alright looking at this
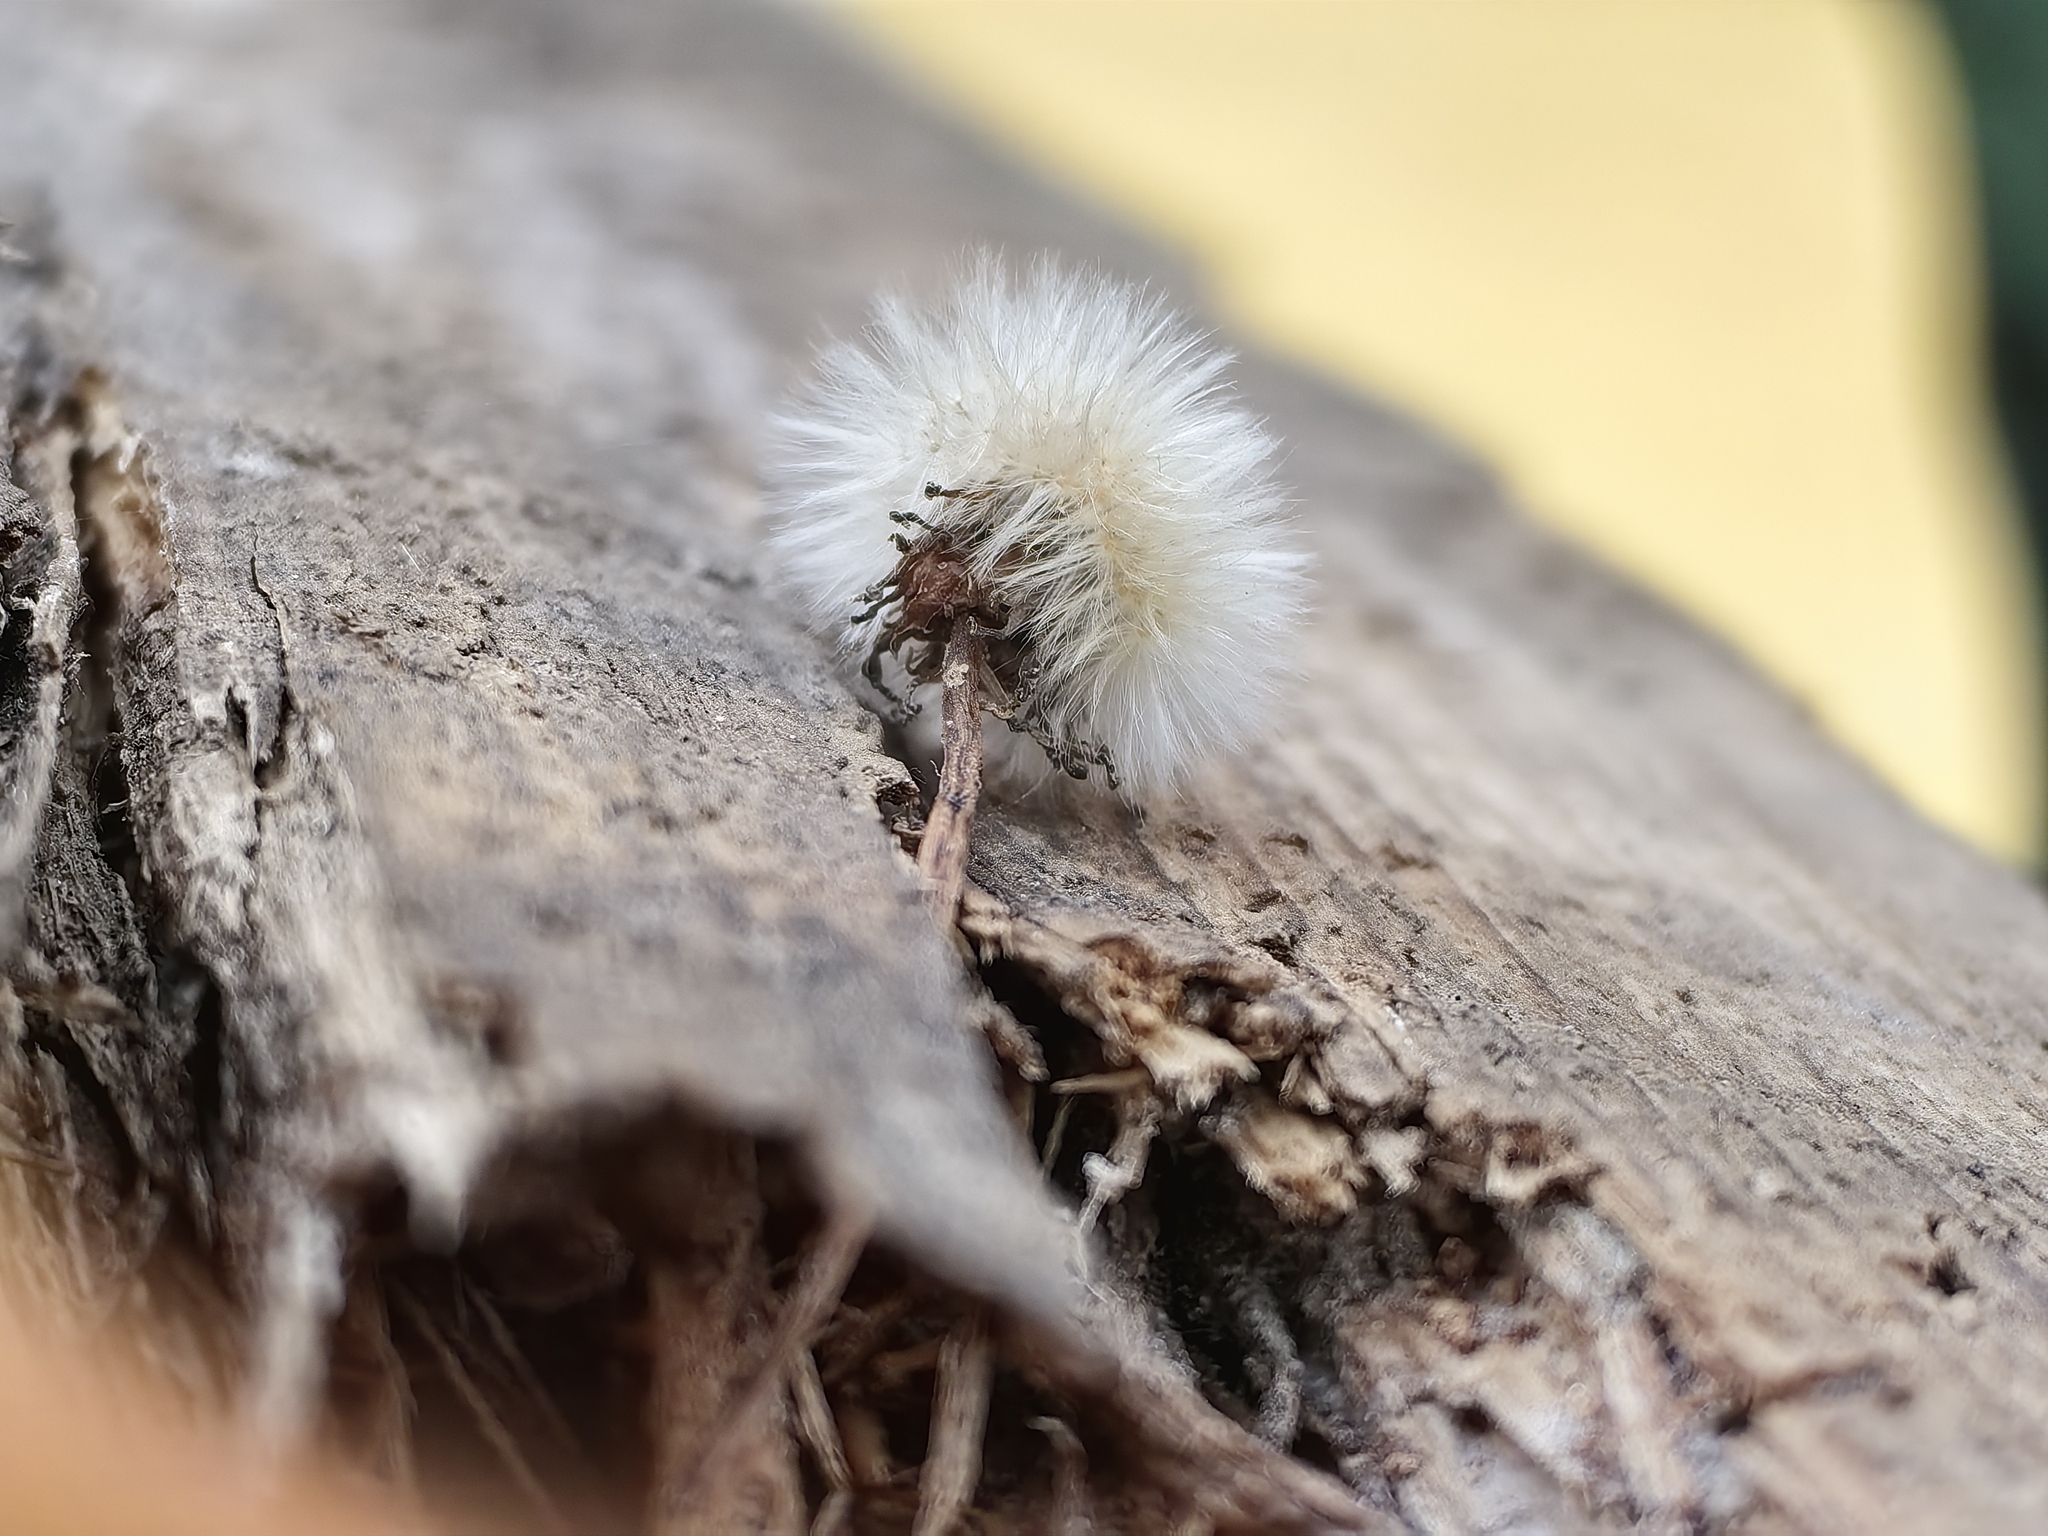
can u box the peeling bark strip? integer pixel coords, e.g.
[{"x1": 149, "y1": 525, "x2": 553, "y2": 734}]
[
  {"x1": 0, "y1": 401, "x2": 79, "y2": 960},
  {"x1": 4, "y1": 0, "x2": 2048, "y2": 1533}
]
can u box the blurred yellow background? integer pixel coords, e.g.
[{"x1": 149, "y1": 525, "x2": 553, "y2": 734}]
[{"x1": 824, "y1": 0, "x2": 2043, "y2": 863}]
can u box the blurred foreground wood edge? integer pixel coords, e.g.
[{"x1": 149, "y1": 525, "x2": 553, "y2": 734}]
[
  {"x1": 0, "y1": 1282, "x2": 440, "y2": 1536},
  {"x1": 2, "y1": 1, "x2": 2047, "y2": 1532}
]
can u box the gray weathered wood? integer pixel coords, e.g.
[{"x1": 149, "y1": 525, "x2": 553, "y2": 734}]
[{"x1": 5, "y1": 1, "x2": 2048, "y2": 1532}]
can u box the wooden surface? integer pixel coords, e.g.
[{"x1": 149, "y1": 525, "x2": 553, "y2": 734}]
[{"x1": 5, "y1": 0, "x2": 2048, "y2": 1531}]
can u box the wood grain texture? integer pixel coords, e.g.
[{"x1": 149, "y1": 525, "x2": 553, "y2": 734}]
[{"x1": 3, "y1": 0, "x2": 2048, "y2": 1531}]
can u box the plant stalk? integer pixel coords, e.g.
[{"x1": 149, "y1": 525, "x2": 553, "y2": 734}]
[{"x1": 918, "y1": 620, "x2": 985, "y2": 922}]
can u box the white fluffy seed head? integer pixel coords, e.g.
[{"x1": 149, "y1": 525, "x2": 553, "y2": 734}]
[{"x1": 769, "y1": 254, "x2": 1308, "y2": 796}]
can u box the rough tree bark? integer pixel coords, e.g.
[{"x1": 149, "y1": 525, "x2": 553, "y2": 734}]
[{"x1": 4, "y1": 1, "x2": 2048, "y2": 1533}]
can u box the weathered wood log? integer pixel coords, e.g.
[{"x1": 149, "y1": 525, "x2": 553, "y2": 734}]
[{"x1": 5, "y1": 1, "x2": 2048, "y2": 1532}]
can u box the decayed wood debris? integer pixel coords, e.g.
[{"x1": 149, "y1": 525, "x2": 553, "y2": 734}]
[{"x1": 7, "y1": 1, "x2": 2048, "y2": 1532}]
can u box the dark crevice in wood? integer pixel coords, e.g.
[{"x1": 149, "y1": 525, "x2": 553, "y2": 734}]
[
  {"x1": 966, "y1": 890, "x2": 1743, "y2": 1528},
  {"x1": 0, "y1": 354, "x2": 247, "y2": 1401},
  {"x1": 317, "y1": 1113, "x2": 1196, "y2": 1535},
  {"x1": 31, "y1": 371, "x2": 223, "y2": 1240}
]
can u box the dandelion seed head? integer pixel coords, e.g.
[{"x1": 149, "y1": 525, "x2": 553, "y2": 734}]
[{"x1": 770, "y1": 253, "x2": 1308, "y2": 795}]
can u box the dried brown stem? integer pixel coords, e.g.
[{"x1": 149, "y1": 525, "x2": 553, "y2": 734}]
[
  {"x1": 836, "y1": 1397, "x2": 895, "y2": 1488},
  {"x1": 819, "y1": 1283, "x2": 926, "y2": 1387},
  {"x1": 458, "y1": 1274, "x2": 580, "y2": 1462},
  {"x1": 790, "y1": 1347, "x2": 853, "y2": 1494},
  {"x1": 810, "y1": 1492, "x2": 854, "y2": 1536},
  {"x1": 912, "y1": 1304, "x2": 993, "y2": 1536},
  {"x1": 916, "y1": 621, "x2": 986, "y2": 923},
  {"x1": 394, "y1": 1287, "x2": 567, "y2": 1535},
  {"x1": 645, "y1": 1131, "x2": 806, "y2": 1534},
  {"x1": 335, "y1": 1269, "x2": 415, "y2": 1487},
  {"x1": 662, "y1": 1207, "x2": 871, "y2": 1515},
  {"x1": 1027, "y1": 1416, "x2": 1091, "y2": 1536}
]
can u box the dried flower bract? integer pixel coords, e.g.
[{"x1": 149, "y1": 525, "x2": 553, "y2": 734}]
[{"x1": 771, "y1": 254, "x2": 1307, "y2": 798}]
